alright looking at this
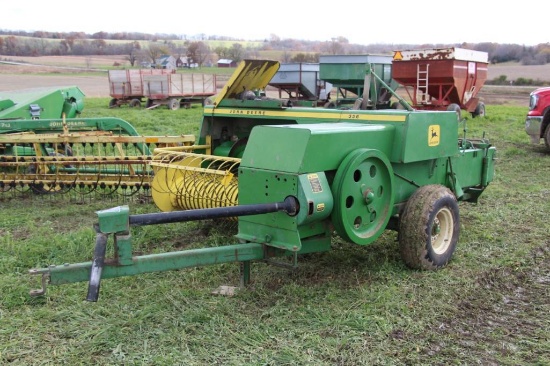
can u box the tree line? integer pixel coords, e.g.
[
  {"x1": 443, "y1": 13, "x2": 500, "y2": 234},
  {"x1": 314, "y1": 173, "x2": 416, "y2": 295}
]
[{"x1": 1, "y1": 30, "x2": 549, "y2": 67}]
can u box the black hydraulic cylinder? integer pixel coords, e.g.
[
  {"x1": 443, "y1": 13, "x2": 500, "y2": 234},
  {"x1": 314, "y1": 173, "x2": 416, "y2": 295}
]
[
  {"x1": 86, "y1": 232, "x2": 108, "y2": 302},
  {"x1": 128, "y1": 196, "x2": 298, "y2": 227}
]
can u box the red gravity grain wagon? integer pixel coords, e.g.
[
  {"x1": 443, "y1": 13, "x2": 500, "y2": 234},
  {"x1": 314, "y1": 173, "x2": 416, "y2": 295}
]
[{"x1": 392, "y1": 47, "x2": 489, "y2": 119}]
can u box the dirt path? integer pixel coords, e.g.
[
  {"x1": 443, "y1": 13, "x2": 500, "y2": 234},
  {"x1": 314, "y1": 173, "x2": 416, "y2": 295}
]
[{"x1": 0, "y1": 73, "x2": 110, "y2": 97}]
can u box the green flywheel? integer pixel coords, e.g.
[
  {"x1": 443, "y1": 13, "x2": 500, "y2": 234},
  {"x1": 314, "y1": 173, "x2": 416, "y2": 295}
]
[{"x1": 331, "y1": 148, "x2": 394, "y2": 245}]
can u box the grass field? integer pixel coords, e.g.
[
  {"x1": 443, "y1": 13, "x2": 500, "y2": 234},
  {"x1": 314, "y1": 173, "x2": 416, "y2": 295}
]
[{"x1": 0, "y1": 100, "x2": 549, "y2": 365}]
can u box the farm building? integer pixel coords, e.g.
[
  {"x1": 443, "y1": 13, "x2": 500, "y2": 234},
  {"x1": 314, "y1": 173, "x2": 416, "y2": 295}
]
[
  {"x1": 155, "y1": 55, "x2": 177, "y2": 69},
  {"x1": 176, "y1": 57, "x2": 198, "y2": 69},
  {"x1": 217, "y1": 59, "x2": 236, "y2": 68}
]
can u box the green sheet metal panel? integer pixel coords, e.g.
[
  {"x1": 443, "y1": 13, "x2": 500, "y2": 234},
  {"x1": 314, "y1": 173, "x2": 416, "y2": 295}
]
[
  {"x1": 0, "y1": 86, "x2": 85, "y2": 120},
  {"x1": 240, "y1": 123, "x2": 396, "y2": 173},
  {"x1": 319, "y1": 54, "x2": 394, "y2": 85},
  {"x1": 0, "y1": 117, "x2": 142, "y2": 136},
  {"x1": 200, "y1": 106, "x2": 408, "y2": 149},
  {"x1": 236, "y1": 109, "x2": 459, "y2": 167},
  {"x1": 237, "y1": 169, "x2": 333, "y2": 252},
  {"x1": 399, "y1": 110, "x2": 460, "y2": 163}
]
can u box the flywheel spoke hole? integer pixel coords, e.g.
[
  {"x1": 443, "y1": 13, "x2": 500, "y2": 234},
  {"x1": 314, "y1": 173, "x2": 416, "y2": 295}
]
[
  {"x1": 353, "y1": 169, "x2": 362, "y2": 182},
  {"x1": 346, "y1": 195, "x2": 354, "y2": 208},
  {"x1": 370, "y1": 165, "x2": 377, "y2": 177}
]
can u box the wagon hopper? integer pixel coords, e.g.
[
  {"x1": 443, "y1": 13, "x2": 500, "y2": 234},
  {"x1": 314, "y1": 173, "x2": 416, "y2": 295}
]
[
  {"x1": 26, "y1": 59, "x2": 497, "y2": 300},
  {"x1": 319, "y1": 54, "x2": 399, "y2": 110},
  {"x1": 392, "y1": 47, "x2": 489, "y2": 119},
  {"x1": 268, "y1": 63, "x2": 332, "y2": 107}
]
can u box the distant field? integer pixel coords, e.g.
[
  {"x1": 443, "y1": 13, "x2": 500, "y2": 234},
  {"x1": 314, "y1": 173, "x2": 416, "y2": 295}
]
[
  {"x1": 488, "y1": 62, "x2": 550, "y2": 83},
  {"x1": 2, "y1": 55, "x2": 549, "y2": 83},
  {"x1": 0, "y1": 56, "x2": 544, "y2": 106}
]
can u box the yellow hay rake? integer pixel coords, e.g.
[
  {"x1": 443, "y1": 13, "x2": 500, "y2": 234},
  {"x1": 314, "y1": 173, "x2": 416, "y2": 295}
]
[{"x1": 0, "y1": 117, "x2": 195, "y2": 196}]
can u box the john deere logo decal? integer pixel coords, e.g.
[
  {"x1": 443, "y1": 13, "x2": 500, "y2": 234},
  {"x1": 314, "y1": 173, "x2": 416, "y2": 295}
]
[{"x1": 429, "y1": 125, "x2": 440, "y2": 146}]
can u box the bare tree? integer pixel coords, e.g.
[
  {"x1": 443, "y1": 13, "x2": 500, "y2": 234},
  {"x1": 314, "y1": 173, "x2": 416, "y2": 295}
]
[
  {"x1": 124, "y1": 41, "x2": 141, "y2": 67},
  {"x1": 326, "y1": 38, "x2": 345, "y2": 55},
  {"x1": 3, "y1": 36, "x2": 18, "y2": 56},
  {"x1": 228, "y1": 43, "x2": 245, "y2": 63},
  {"x1": 173, "y1": 43, "x2": 188, "y2": 67},
  {"x1": 281, "y1": 49, "x2": 292, "y2": 62},
  {"x1": 187, "y1": 41, "x2": 211, "y2": 67},
  {"x1": 214, "y1": 46, "x2": 229, "y2": 59},
  {"x1": 145, "y1": 43, "x2": 169, "y2": 65}
]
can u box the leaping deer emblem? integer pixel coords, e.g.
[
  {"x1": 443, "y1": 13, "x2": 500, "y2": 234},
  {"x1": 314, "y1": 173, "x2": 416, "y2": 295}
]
[{"x1": 430, "y1": 127, "x2": 438, "y2": 140}]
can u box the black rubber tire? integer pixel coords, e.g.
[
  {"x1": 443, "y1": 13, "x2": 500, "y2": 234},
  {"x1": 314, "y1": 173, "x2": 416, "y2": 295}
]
[
  {"x1": 446, "y1": 103, "x2": 462, "y2": 121},
  {"x1": 109, "y1": 98, "x2": 119, "y2": 108},
  {"x1": 472, "y1": 102, "x2": 486, "y2": 118},
  {"x1": 544, "y1": 124, "x2": 550, "y2": 151},
  {"x1": 129, "y1": 99, "x2": 141, "y2": 108},
  {"x1": 398, "y1": 185, "x2": 460, "y2": 270},
  {"x1": 169, "y1": 98, "x2": 180, "y2": 110}
]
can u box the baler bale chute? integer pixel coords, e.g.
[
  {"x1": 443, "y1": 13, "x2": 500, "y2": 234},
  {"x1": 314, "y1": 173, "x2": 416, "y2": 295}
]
[
  {"x1": 268, "y1": 63, "x2": 333, "y2": 107},
  {"x1": 28, "y1": 59, "x2": 497, "y2": 301},
  {"x1": 392, "y1": 47, "x2": 489, "y2": 119},
  {"x1": 319, "y1": 54, "x2": 399, "y2": 110},
  {"x1": 0, "y1": 86, "x2": 85, "y2": 120}
]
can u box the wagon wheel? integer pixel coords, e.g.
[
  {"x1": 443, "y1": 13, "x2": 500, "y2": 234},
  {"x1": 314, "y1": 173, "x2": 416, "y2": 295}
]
[
  {"x1": 471, "y1": 102, "x2": 486, "y2": 118},
  {"x1": 543, "y1": 125, "x2": 550, "y2": 150},
  {"x1": 109, "y1": 98, "x2": 119, "y2": 108},
  {"x1": 331, "y1": 148, "x2": 394, "y2": 245},
  {"x1": 446, "y1": 103, "x2": 462, "y2": 121},
  {"x1": 168, "y1": 98, "x2": 180, "y2": 110},
  {"x1": 129, "y1": 99, "x2": 142, "y2": 108},
  {"x1": 398, "y1": 184, "x2": 459, "y2": 270}
]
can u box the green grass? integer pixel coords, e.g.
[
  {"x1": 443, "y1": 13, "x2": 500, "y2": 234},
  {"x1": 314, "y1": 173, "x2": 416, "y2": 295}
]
[
  {"x1": 81, "y1": 98, "x2": 205, "y2": 137},
  {"x1": 0, "y1": 102, "x2": 548, "y2": 365}
]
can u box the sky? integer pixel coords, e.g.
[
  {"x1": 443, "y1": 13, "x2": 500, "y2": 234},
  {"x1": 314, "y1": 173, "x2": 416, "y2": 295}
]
[{"x1": 2, "y1": 1, "x2": 547, "y2": 46}]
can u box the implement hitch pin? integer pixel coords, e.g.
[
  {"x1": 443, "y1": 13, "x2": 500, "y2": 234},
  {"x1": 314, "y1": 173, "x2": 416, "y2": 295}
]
[{"x1": 29, "y1": 270, "x2": 49, "y2": 297}]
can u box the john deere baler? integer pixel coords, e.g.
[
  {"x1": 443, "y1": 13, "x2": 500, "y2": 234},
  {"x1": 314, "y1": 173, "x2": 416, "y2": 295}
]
[{"x1": 28, "y1": 60, "x2": 496, "y2": 301}]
